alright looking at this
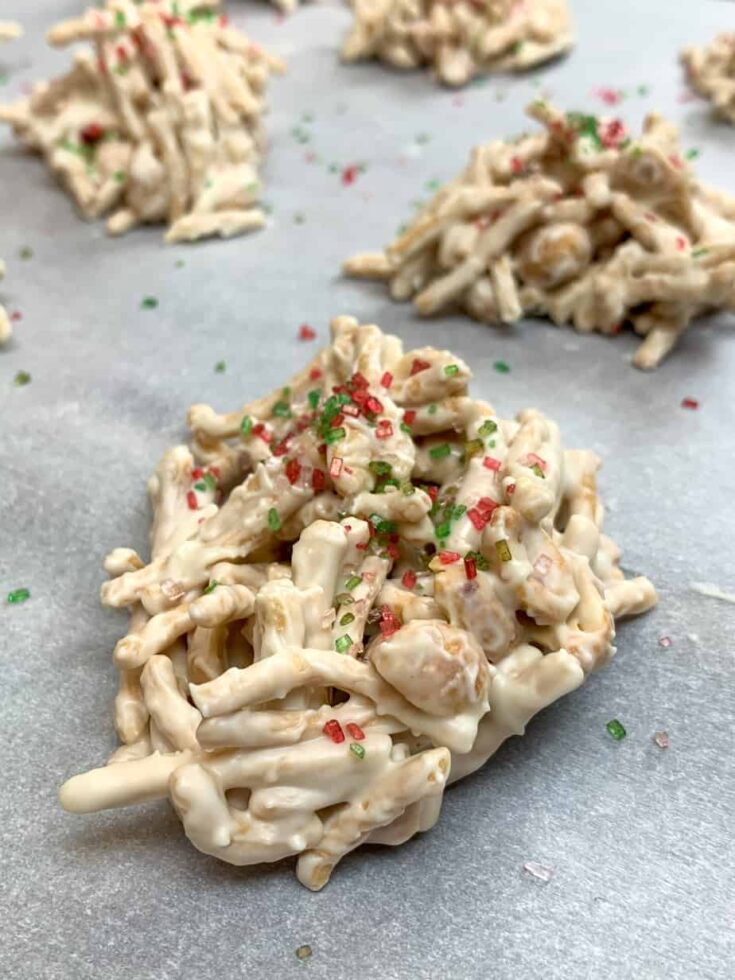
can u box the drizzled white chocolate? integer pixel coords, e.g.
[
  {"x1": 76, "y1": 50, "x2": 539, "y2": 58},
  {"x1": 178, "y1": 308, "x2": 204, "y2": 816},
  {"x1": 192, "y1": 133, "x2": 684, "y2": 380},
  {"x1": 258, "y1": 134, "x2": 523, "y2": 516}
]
[
  {"x1": 682, "y1": 33, "x2": 735, "y2": 126},
  {"x1": 59, "y1": 316, "x2": 656, "y2": 889},
  {"x1": 342, "y1": 0, "x2": 574, "y2": 87},
  {"x1": 0, "y1": 1, "x2": 284, "y2": 243},
  {"x1": 345, "y1": 101, "x2": 735, "y2": 369}
]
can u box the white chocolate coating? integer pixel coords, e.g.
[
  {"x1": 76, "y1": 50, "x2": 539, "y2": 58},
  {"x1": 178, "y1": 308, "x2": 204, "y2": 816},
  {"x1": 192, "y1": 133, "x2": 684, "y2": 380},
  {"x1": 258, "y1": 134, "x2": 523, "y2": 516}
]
[
  {"x1": 345, "y1": 101, "x2": 735, "y2": 369},
  {"x1": 59, "y1": 316, "x2": 656, "y2": 889},
  {"x1": 342, "y1": 0, "x2": 574, "y2": 87},
  {"x1": 0, "y1": 2, "x2": 283, "y2": 243}
]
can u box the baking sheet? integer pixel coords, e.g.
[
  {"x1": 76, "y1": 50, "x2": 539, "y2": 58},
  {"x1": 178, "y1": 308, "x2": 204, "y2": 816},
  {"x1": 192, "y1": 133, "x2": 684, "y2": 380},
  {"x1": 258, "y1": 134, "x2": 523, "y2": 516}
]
[{"x1": 1, "y1": 1, "x2": 734, "y2": 978}]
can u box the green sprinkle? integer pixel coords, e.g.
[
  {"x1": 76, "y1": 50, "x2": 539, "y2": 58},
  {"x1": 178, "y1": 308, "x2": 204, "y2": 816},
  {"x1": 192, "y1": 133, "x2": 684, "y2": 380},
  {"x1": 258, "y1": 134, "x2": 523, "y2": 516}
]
[
  {"x1": 203, "y1": 580, "x2": 218, "y2": 595},
  {"x1": 14, "y1": 371, "x2": 31, "y2": 387},
  {"x1": 194, "y1": 481, "x2": 207, "y2": 492},
  {"x1": 214, "y1": 361, "x2": 226, "y2": 374},
  {"x1": 203, "y1": 472, "x2": 217, "y2": 491},
  {"x1": 334, "y1": 593, "x2": 354, "y2": 607},
  {"x1": 429, "y1": 443, "x2": 451, "y2": 460},
  {"x1": 7, "y1": 588, "x2": 30, "y2": 605},
  {"x1": 113, "y1": 170, "x2": 126, "y2": 183},
  {"x1": 637, "y1": 84, "x2": 650, "y2": 97},
  {"x1": 115, "y1": 11, "x2": 126, "y2": 28},
  {"x1": 240, "y1": 415, "x2": 253, "y2": 437},
  {"x1": 335, "y1": 635, "x2": 353, "y2": 654},
  {"x1": 340, "y1": 612, "x2": 355, "y2": 626},
  {"x1": 692, "y1": 247, "x2": 709, "y2": 259},
  {"x1": 565, "y1": 111, "x2": 603, "y2": 150},
  {"x1": 324, "y1": 426, "x2": 346, "y2": 444},
  {"x1": 479, "y1": 419, "x2": 498, "y2": 437},
  {"x1": 425, "y1": 178, "x2": 442, "y2": 193},
  {"x1": 293, "y1": 212, "x2": 305, "y2": 225},
  {"x1": 416, "y1": 133, "x2": 431, "y2": 145},
  {"x1": 369, "y1": 461, "x2": 393, "y2": 477},
  {"x1": 401, "y1": 482, "x2": 416, "y2": 496},
  {"x1": 267, "y1": 508, "x2": 281, "y2": 532},
  {"x1": 307, "y1": 389, "x2": 321, "y2": 410},
  {"x1": 495, "y1": 539, "x2": 512, "y2": 562},
  {"x1": 19, "y1": 246, "x2": 34, "y2": 260},
  {"x1": 464, "y1": 438, "x2": 484, "y2": 459},
  {"x1": 175, "y1": 259, "x2": 185, "y2": 269},
  {"x1": 295, "y1": 945, "x2": 313, "y2": 962},
  {"x1": 271, "y1": 400, "x2": 292, "y2": 419},
  {"x1": 685, "y1": 148, "x2": 700, "y2": 161},
  {"x1": 349, "y1": 742, "x2": 366, "y2": 760},
  {"x1": 465, "y1": 550, "x2": 489, "y2": 571},
  {"x1": 376, "y1": 478, "x2": 400, "y2": 493},
  {"x1": 400, "y1": 423, "x2": 412, "y2": 434},
  {"x1": 428, "y1": 404, "x2": 438, "y2": 415},
  {"x1": 444, "y1": 364, "x2": 460, "y2": 377},
  {"x1": 606, "y1": 719, "x2": 627, "y2": 741},
  {"x1": 141, "y1": 296, "x2": 158, "y2": 310},
  {"x1": 345, "y1": 575, "x2": 362, "y2": 591},
  {"x1": 371, "y1": 515, "x2": 397, "y2": 535},
  {"x1": 493, "y1": 360, "x2": 510, "y2": 374},
  {"x1": 530, "y1": 463, "x2": 546, "y2": 479},
  {"x1": 435, "y1": 521, "x2": 451, "y2": 540}
]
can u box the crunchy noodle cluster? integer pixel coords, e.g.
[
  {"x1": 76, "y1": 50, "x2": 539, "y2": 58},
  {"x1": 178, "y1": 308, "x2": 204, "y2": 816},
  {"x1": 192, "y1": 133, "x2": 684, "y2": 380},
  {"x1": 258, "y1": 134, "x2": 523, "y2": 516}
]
[
  {"x1": 342, "y1": 0, "x2": 573, "y2": 87},
  {"x1": 59, "y1": 316, "x2": 656, "y2": 889},
  {"x1": 0, "y1": 1, "x2": 284, "y2": 243},
  {"x1": 345, "y1": 102, "x2": 735, "y2": 369}
]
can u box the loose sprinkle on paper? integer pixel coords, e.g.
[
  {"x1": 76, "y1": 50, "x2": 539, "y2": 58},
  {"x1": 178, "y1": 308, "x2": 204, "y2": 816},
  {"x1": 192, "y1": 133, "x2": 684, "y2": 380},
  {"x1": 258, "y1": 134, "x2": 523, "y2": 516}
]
[
  {"x1": 653, "y1": 731, "x2": 670, "y2": 749},
  {"x1": 298, "y1": 324, "x2": 316, "y2": 341},
  {"x1": 295, "y1": 945, "x2": 312, "y2": 962},
  {"x1": 19, "y1": 246, "x2": 34, "y2": 260},
  {"x1": 606, "y1": 719, "x2": 626, "y2": 740},
  {"x1": 658, "y1": 635, "x2": 672, "y2": 648},
  {"x1": 523, "y1": 861, "x2": 554, "y2": 882},
  {"x1": 214, "y1": 361, "x2": 226, "y2": 373},
  {"x1": 141, "y1": 296, "x2": 158, "y2": 309},
  {"x1": 7, "y1": 588, "x2": 30, "y2": 605},
  {"x1": 681, "y1": 397, "x2": 699, "y2": 410},
  {"x1": 493, "y1": 360, "x2": 510, "y2": 374},
  {"x1": 14, "y1": 370, "x2": 31, "y2": 386}
]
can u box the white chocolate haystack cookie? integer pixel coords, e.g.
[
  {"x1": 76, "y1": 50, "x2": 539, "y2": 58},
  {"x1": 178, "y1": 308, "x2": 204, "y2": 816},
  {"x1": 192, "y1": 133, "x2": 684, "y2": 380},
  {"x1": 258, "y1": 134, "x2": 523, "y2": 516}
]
[
  {"x1": 59, "y1": 316, "x2": 656, "y2": 889},
  {"x1": 0, "y1": 1, "x2": 284, "y2": 243},
  {"x1": 345, "y1": 102, "x2": 735, "y2": 369},
  {"x1": 682, "y1": 33, "x2": 735, "y2": 125},
  {"x1": 342, "y1": 0, "x2": 574, "y2": 87}
]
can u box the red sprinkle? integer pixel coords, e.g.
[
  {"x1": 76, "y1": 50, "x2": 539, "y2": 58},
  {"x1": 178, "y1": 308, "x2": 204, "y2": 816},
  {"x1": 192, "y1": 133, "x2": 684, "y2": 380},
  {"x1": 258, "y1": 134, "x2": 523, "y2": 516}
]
[
  {"x1": 299, "y1": 324, "x2": 316, "y2": 341},
  {"x1": 342, "y1": 165, "x2": 360, "y2": 186},
  {"x1": 80, "y1": 122, "x2": 105, "y2": 145},
  {"x1": 346, "y1": 723, "x2": 365, "y2": 741},
  {"x1": 323, "y1": 719, "x2": 345, "y2": 744},
  {"x1": 595, "y1": 87, "x2": 622, "y2": 106},
  {"x1": 309, "y1": 367, "x2": 322, "y2": 381},
  {"x1": 467, "y1": 508, "x2": 488, "y2": 531},
  {"x1": 365, "y1": 396, "x2": 384, "y2": 415},
  {"x1": 351, "y1": 372, "x2": 369, "y2": 389},
  {"x1": 186, "y1": 490, "x2": 198, "y2": 511},
  {"x1": 426, "y1": 486, "x2": 439, "y2": 503},
  {"x1": 439, "y1": 551, "x2": 461, "y2": 565},
  {"x1": 464, "y1": 557, "x2": 477, "y2": 580},
  {"x1": 675, "y1": 236, "x2": 687, "y2": 251},
  {"x1": 209, "y1": 467, "x2": 220, "y2": 478},
  {"x1": 285, "y1": 458, "x2": 302, "y2": 485},
  {"x1": 381, "y1": 371, "x2": 393, "y2": 388},
  {"x1": 403, "y1": 410, "x2": 417, "y2": 426},
  {"x1": 483, "y1": 456, "x2": 501, "y2": 471},
  {"x1": 312, "y1": 468, "x2": 326, "y2": 492},
  {"x1": 386, "y1": 541, "x2": 400, "y2": 560},
  {"x1": 477, "y1": 497, "x2": 498, "y2": 517},
  {"x1": 525, "y1": 452, "x2": 547, "y2": 472},
  {"x1": 401, "y1": 569, "x2": 417, "y2": 590},
  {"x1": 252, "y1": 422, "x2": 271, "y2": 443},
  {"x1": 510, "y1": 155, "x2": 524, "y2": 175},
  {"x1": 506, "y1": 483, "x2": 516, "y2": 496},
  {"x1": 273, "y1": 440, "x2": 290, "y2": 457},
  {"x1": 681, "y1": 397, "x2": 699, "y2": 410},
  {"x1": 379, "y1": 605, "x2": 401, "y2": 638},
  {"x1": 343, "y1": 404, "x2": 359, "y2": 417},
  {"x1": 191, "y1": 467, "x2": 204, "y2": 480},
  {"x1": 376, "y1": 420, "x2": 394, "y2": 440},
  {"x1": 410, "y1": 358, "x2": 431, "y2": 376},
  {"x1": 330, "y1": 457, "x2": 344, "y2": 478}
]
